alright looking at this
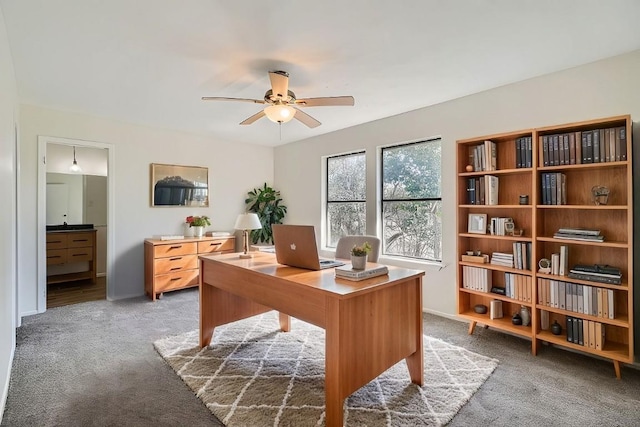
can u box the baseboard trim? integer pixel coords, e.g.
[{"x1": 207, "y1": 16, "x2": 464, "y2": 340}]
[{"x1": 422, "y1": 308, "x2": 464, "y2": 322}]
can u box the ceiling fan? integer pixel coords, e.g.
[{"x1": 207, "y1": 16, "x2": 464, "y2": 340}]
[{"x1": 201, "y1": 70, "x2": 355, "y2": 128}]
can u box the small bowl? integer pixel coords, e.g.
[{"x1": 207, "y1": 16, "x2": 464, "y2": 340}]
[{"x1": 474, "y1": 304, "x2": 488, "y2": 314}]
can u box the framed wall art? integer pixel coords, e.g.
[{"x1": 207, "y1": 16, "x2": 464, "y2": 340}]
[{"x1": 150, "y1": 163, "x2": 209, "y2": 207}]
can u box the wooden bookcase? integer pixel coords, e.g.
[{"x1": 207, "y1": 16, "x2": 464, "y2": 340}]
[{"x1": 456, "y1": 115, "x2": 633, "y2": 378}]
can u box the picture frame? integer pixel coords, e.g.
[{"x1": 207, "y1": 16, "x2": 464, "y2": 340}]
[
  {"x1": 150, "y1": 163, "x2": 209, "y2": 207},
  {"x1": 468, "y1": 213, "x2": 487, "y2": 234}
]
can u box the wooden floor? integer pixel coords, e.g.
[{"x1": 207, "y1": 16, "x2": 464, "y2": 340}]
[{"x1": 47, "y1": 276, "x2": 106, "y2": 308}]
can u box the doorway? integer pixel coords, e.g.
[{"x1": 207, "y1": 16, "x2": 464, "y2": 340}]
[{"x1": 37, "y1": 136, "x2": 115, "y2": 312}]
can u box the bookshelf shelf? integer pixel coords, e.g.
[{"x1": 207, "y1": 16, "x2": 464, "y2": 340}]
[
  {"x1": 536, "y1": 305, "x2": 630, "y2": 328},
  {"x1": 537, "y1": 237, "x2": 629, "y2": 248},
  {"x1": 536, "y1": 204, "x2": 628, "y2": 210},
  {"x1": 457, "y1": 115, "x2": 633, "y2": 378},
  {"x1": 460, "y1": 311, "x2": 533, "y2": 338}
]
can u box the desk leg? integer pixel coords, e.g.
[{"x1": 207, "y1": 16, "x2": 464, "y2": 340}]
[
  {"x1": 278, "y1": 312, "x2": 291, "y2": 332},
  {"x1": 325, "y1": 299, "x2": 344, "y2": 427},
  {"x1": 199, "y1": 281, "x2": 216, "y2": 348},
  {"x1": 405, "y1": 278, "x2": 424, "y2": 386}
]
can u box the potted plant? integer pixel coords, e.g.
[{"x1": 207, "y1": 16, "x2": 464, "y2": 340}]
[
  {"x1": 186, "y1": 215, "x2": 211, "y2": 237},
  {"x1": 245, "y1": 183, "x2": 287, "y2": 244},
  {"x1": 350, "y1": 242, "x2": 371, "y2": 270}
]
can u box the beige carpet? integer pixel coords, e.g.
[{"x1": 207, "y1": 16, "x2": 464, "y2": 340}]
[{"x1": 154, "y1": 312, "x2": 498, "y2": 426}]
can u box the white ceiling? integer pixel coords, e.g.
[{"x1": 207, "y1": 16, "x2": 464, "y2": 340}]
[{"x1": 2, "y1": 1, "x2": 640, "y2": 147}]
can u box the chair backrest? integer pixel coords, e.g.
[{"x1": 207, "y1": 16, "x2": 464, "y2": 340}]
[{"x1": 335, "y1": 235, "x2": 381, "y2": 263}]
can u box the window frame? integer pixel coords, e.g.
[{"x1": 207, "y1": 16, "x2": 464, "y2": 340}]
[
  {"x1": 325, "y1": 151, "x2": 366, "y2": 248},
  {"x1": 379, "y1": 137, "x2": 443, "y2": 262}
]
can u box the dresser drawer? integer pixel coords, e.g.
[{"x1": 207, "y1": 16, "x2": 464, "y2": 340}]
[
  {"x1": 46, "y1": 234, "x2": 68, "y2": 250},
  {"x1": 154, "y1": 254, "x2": 198, "y2": 275},
  {"x1": 46, "y1": 249, "x2": 67, "y2": 265},
  {"x1": 155, "y1": 269, "x2": 199, "y2": 292},
  {"x1": 198, "y1": 238, "x2": 235, "y2": 254},
  {"x1": 154, "y1": 242, "x2": 197, "y2": 258},
  {"x1": 67, "y1": 232, "x2": 95, "y2": 248},
  {"x1": 67, "y1": 247, "x2": 93, "y2": 262}
]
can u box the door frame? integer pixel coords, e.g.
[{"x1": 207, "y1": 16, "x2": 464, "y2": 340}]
[{"x1": 37, "y1": 136, "x2": 115, "y2": 312}]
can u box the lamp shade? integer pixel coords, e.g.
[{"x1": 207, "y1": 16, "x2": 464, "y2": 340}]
[
  {"x1": 264, "y1": 104, "x2": 295, "y2": 123},
  {"x1": 234, "y1": 213, "x2": 262, "y2": 230}
]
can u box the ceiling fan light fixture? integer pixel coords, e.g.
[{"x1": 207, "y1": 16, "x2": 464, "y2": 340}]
[{"x1": 264, "y1": 104, "x2": 295, "y2": 124}]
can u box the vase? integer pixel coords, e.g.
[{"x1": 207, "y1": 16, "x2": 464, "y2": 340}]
[
  {"x1": 550, "y1": 320, "x2": 562, "y2": 335},
  {"x1": 192, "y1": 226, "x2": 204, "y2": 237},
  {"x1": 184, "y1": 223, "x2": 194, "y2": 237},
  {"x1": 519, "y1": 306, "x2": 531, "y2": 327},
  {"x1": 351, "y1": 255, "x2": 367, "y2": 270}
]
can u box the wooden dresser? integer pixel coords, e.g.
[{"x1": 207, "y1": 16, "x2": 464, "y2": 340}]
[
  {"x1": 144, "y1": 236, "x2": 236, "y2": 301},
  {"x1": 46, "y1": 229, "x2": 97, "y2": 284}
]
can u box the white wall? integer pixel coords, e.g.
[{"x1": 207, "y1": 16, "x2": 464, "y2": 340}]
[
  {"x1": 274, "y1": 49, "x2": 640, "y2": 317},
  {"x1": 0, "y1": 5, "x2": 17, "y2": 422},
  {"x1": 18, "y1": 105, "x2": 274, "y2": 313}
]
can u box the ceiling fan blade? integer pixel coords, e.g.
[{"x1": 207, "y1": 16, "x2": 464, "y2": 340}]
[
  {"x1": 268, "y1": 71, "x2": 289, "y2": 100},
  {"x1": 295, "y1": 96, "x2": 355, "y2": 107},
  {"x1": 201, "y1": 96, "x2": 265, "y2": 104},
  {"x1": 292, "y1": 107, "x2": 321, "y2": 128},
  {"x1": 239, "y1": 110, "x2": 266, "y2": 125}
]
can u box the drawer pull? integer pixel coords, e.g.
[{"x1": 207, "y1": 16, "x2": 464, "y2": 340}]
[
  {"x1": 170, "y1": 267, "x2": 181, "y2": 271},
  {"x1": 72, "y1": 239, "x2": 89, "y2": 243},
  {"x1": 209, "y1": 243, "x2": 220, "y2": 247},
  {"x1": 169, "y1": 245, "x2": 182, "y2": 249},
  {"x1": 72, "y1": 253, "x2": 88, "y2": 257},
  {"x1": 47, "y1": 255, "x2": 62, "y2": 259},
  {"x1": 50, "y1": 240, "x2": 63, "y2": 244},
  {"x1": 169, "y1": 257, "x2": 182, "y2": 261},
  {"x1": 170, "y1": 277, "x2": 181, "y2": 281}
]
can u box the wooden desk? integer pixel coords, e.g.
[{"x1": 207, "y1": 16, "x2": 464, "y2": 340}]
[{"x1": 199, "y1": 252, "x2": 425, "y2": 427}]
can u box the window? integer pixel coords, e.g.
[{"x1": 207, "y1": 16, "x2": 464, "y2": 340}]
[
  {"x1": 381, "y1": 138, "x2": 442, "y2": 261},
  {"x1": 326, "y1": 152, "x2": 366, "y2": 247}
]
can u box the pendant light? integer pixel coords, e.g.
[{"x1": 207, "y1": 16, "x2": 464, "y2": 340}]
[{"x1": 69, "y1": 146, "x2": 82, "y2": 173}]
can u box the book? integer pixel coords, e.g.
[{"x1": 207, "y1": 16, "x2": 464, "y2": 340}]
[
  {"x1": 556, "y1": 228, "x2": 601, "y2": 236},
  {"x1": 618, "y1": 126, "x2": 627, "y2": 161},
  {"x1": 335, "y1": 264, "x2": 388, "y2": 281},
  {"x1": 490, "y1": 300, "x2": 503, "y2": 319},
  {"x1": 559, "y1": 245, "x2": 568, "y2": 276},
  {"x1": 485, "y1": 175, "x2": 499, "y2": 205}
]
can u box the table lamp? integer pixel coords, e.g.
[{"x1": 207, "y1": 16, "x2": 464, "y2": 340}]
[{"x1": 234, "y1": 213, "x2": 262, "y2": 259}]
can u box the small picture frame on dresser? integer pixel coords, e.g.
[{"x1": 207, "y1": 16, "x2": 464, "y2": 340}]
[{"x1": 468, "y1": 214, "x2": 487, "y2": 234}]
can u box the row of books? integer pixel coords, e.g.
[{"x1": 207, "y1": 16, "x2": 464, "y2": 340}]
[
  {"x1": 512, "y1": 242, "x2": 531, "y2": 270},
  {"x1": 515, "y1": 136, "x2": 533, "y2": 168},
  {"x1": 540, "y1": 172, "x2": 566, "y2": 205},
  {"x1": 466, "y1": 175, "x2": 499, "y2": 205},
  {"x1": 468, "y1": 140, "x2": 497, "y2": 172},
  {"x1": 537, "y1": 278, "x2": 615, "y2": 319},
  {"x1": 553, "y1": 227, "x2": 604, "y2": 243},
  {"x1": 566, "y1": 317, "x2": 606, "y2": 350},
  {"x1": 461, "y1": 265, "x2": 492, "y2": 292},
  {"x1": 549, "y1": 245, "x2": 569, "y2": 276},
  {"x1": 539, "y1": 127, "x2": 627, "y2": 167},
  {"x1": 502, "y1": 272, "x2": 532, "y2": 302},
  {"x1": 489, "y1": 217, "x2": 511, "y2": 236}
]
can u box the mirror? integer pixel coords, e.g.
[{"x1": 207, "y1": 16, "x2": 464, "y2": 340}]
[{"x1": 150, "y1": 163, "x2": 209, "y2": 207}]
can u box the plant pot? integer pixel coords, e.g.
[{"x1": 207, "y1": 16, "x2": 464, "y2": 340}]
[
  {"x1": 351, "y1": 255, "x2": 367, "y2": 270},
  {"x1": 192, "y1": 226, "x2": 204, "y2": 237}
]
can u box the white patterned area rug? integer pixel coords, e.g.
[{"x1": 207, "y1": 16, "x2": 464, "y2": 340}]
[{"x1": 154, "y1": 313, "x2": 498, "y2": 427}]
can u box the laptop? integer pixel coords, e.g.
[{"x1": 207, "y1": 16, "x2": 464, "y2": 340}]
[{"x1": 272, "y1": 224, "x2": 345, "y2": 270}]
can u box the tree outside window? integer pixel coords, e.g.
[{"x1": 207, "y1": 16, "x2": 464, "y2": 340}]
[
  {"x1": 326, "y1": 152, "x2": 366, "y2": 247},
  {"x1": 381, "y1": 139, "x2": 442, "y2": 261}
]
